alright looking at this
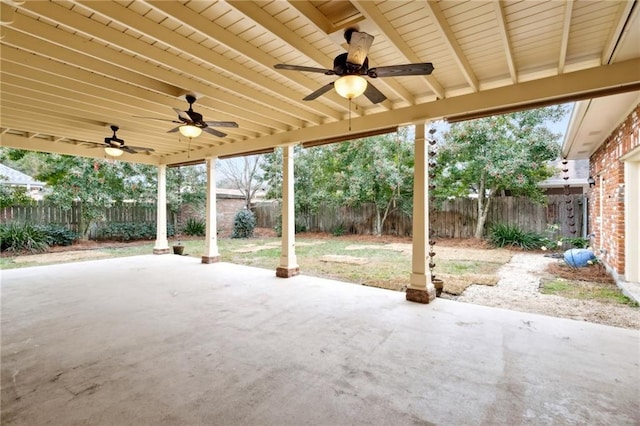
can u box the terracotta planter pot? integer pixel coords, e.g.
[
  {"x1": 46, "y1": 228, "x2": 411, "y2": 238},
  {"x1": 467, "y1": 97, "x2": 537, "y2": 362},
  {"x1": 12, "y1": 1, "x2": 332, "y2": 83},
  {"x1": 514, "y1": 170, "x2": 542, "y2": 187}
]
[{"x1": 432, "y1": 278, "x2": 444, "y2": 297}]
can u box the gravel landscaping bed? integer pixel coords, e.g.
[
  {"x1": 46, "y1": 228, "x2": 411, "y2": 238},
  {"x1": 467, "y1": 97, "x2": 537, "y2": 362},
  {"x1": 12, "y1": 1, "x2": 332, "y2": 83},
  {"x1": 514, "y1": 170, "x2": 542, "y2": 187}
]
[{"x1": 454, "y1": 253, "x2": 640, "y2": 330}]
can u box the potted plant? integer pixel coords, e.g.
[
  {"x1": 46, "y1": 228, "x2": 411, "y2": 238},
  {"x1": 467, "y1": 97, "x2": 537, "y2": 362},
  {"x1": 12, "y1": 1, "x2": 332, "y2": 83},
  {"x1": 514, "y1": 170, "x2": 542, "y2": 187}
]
[{"x1": 173, "y1": 241, "x2": 184, "y2": 255}]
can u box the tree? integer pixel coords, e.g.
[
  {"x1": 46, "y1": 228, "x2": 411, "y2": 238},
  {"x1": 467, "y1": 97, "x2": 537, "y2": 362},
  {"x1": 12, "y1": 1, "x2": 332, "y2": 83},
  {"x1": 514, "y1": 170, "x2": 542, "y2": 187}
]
[
  {"x1": 40, "y1": 156, "x2": 158, "y2": 238},
  {"x1": 218, "y1": 155, "x2": 265, "y2": 209},
  {"x1": 261, "y1": 129, "x2": 415, "y2": 236},
  {"x1": 0, "y1": 180, "x2": 33, "y2": 208},
  {"x1": 166, "y1": 164, "x2": 207, "y2": 229},
  {"x1": 433, "y1": 106, "x2": 567, "y2": 238},
  {"x1": 327, "y1": 128, "x2": 414, "y2": 235}
]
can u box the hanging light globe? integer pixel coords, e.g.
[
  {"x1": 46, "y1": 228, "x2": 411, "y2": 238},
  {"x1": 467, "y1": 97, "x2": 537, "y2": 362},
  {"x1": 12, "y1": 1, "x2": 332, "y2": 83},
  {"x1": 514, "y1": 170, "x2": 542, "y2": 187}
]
[
  {"x1": 104, "y1": 147, "x2": 124, "y2": 157},
  {"x1": 334, "y1": 75, "x2": 367, "y2": 100},
  {"x1": 179, "y1": 125, "x2": 202, "y2": 138}
]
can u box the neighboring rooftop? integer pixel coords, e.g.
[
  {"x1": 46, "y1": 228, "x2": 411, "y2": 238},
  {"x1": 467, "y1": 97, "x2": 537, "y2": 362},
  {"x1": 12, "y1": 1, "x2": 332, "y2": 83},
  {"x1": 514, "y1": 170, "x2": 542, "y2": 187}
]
[{"x1": 0, "y1": 164, "x2": 45, "y2": 188}]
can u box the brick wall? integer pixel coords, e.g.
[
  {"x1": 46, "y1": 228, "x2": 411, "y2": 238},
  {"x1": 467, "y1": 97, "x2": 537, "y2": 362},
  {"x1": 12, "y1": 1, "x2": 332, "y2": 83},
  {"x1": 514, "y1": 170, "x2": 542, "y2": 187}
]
[
  {"x1": 589, "y1": 104, "x2": 639, "y2": 276},
  {"x1": 177, "y1": 197, "x2": 246, "y2": 237},
  {"x1": 216, "y1": 198, "x2": 246, "y2": 237}
]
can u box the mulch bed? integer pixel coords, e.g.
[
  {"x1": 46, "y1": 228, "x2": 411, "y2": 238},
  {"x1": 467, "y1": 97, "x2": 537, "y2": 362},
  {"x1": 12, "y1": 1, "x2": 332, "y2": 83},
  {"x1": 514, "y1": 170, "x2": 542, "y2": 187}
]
[{"x1": 546, "y1": 262, "x2": 614, "y2": 284}]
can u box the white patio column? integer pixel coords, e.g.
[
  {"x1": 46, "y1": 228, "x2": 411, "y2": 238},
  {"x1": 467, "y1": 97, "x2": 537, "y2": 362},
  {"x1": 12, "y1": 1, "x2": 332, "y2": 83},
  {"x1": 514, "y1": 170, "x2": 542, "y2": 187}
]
[
  {"x1": 407, "y1": 123, "x2": 436, "y2": 303},
  {"x1": 202, "y1": 156, "x2": 220, "y2": 264},
  {"x1": 276, "y1": 144, "x2": 300, "y2": 278},
  {"x1": 153, "y1": 164, "x2": 170, "y2": 254}
]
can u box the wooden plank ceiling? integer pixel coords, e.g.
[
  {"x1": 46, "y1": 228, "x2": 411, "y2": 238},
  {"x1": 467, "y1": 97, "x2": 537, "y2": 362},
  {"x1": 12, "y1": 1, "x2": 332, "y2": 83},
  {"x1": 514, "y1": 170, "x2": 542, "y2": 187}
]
[{"x1": 1, "y1": 0, "x2": 639, "y2": 166}]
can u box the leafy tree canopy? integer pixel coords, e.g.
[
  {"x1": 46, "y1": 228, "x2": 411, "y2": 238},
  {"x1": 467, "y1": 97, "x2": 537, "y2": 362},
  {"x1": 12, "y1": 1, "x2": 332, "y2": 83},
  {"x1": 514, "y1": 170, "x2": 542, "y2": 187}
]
[
  {"x1": 262, "y1": 128, "x2": 415, "y2": 235},
  {"x1": 432, "y1": 105, "x2": 568, "y2": 237}
]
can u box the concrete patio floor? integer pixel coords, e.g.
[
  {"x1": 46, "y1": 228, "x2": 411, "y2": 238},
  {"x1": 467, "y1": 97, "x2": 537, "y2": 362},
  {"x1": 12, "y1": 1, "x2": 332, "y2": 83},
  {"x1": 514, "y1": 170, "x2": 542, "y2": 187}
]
[{"x1": 1, "y1": 255, "x2": 638, "y2": 425}]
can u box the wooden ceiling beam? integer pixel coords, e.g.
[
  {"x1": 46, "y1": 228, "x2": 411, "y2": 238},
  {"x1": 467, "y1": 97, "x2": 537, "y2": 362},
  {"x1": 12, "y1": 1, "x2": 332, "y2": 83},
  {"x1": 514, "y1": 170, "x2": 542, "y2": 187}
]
[
  {"x1": 352, "y1": 0, "x2": 445, "y2": 101},
  {"x1": 601, "y1": 1, "x2": 636, "y2": 64},
  {"x1": 558, "y1": 0, "x2": 574, "y2": 74},
  {"x1": 424, "y1": 0, "x2": 479, "y2": 92},
  {"x1": 160, "y1": 58, "x2": 640, "y2": 164},
  {"x1": 19, "y1": 0, "x2": 324, "y2": 126},
  {"x1": 0, "y1": 133, "x2": 160, "y2": 165},
  {"x1": 493, "y1": 0, "x2": 517, "y2": 83},
  {"x1": 2, "y1": 23, "x2": 275, "y2": 136},
  {"x1": 225, "y1": 0, "x2": 387, "y2": 112},
  {"x1": 286, "y1": 1, "x2": 336, "y2": 34},
  {"x1": 145, "y1": 0, "x2": 347, "y2": 118},
  {"x1": 74, "y1": 0, "x2": 330, "y2": 125}
]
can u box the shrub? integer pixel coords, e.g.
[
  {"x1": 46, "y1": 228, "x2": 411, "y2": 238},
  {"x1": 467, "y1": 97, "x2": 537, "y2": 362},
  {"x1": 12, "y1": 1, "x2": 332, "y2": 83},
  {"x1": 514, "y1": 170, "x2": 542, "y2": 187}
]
[
  {"x1": 332, "y1": 223, "x2": 346, "y2": 236},
  {"x1": 273, "y1": 216, "x2": 282, "y2": 237},
  {"x1": 36, "y1": 223, "x2": 78, "y2": 246},
  {"x1": 272, "y1": 215, "x2": 307, "y2": 237},
  {"x1": 295, "y1": 219, "x2": 308, "y2": 234},
  {"x1": 95, "y1": 222, "x2": 175, "y2": 241},
  {"x1": 0, "y1": 222, "x2": 49, "y2": 253},
  {"x1": 488, "y1": 223, "x2": 545, "y2": 250},
  {"x1": 183, "y1": 217, "x2": 206, "y2": 236},
  {"x1": 564, "y1": 236, "x2": 590, "y2": 249},
  {"x1": 231, "y1": 209, "x2": 256, "y2": 239}
]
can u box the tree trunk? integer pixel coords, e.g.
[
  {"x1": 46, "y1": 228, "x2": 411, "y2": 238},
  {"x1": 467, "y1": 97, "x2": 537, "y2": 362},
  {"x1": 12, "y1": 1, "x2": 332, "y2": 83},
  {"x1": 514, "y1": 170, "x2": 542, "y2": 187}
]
[
  {"x1": 374, "y1": 209, "x2": 382, "y2": 236},
  {"x1": 474, "y1": 197, "x2": 491, "y2": 239},
  {"x1": 474, "y1": 174, "x2": 491, "y2": 239},
  {"x1": 374, "y1": 198, "x2": 395, "y2": 236}
]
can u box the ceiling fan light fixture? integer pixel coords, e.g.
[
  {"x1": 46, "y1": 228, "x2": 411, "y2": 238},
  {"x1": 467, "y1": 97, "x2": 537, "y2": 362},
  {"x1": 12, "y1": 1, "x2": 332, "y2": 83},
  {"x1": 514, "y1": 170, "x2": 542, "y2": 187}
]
[
  {"x1": 179, "y1": 124, "x2": 202, "y2": 138},
  {"x1": 104, "y1": 147, "x2": 124, "y2": 157},
  {"x1": 334, "y1": 75, "x2": 367, "y2": 100}
]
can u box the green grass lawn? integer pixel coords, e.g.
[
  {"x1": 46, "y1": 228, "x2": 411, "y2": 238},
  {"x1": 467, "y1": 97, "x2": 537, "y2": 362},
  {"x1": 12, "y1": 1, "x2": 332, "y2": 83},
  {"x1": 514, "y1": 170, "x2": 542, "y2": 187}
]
[
  {"x1": 3, "y1": 236, "x2": 634, "y2": 308},
  {"x1": 0, "y1": 236, "x2": 504, "y2": 292},
  {"x1": 541, "y1": 278, "x2": 638, "y2": 306}
]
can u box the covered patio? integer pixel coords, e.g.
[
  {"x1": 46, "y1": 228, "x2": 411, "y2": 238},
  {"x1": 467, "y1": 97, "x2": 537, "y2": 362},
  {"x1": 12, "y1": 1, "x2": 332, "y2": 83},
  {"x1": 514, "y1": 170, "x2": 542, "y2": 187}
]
[
  {"x1": 2, "y1": 2, "x2": 640, "y2": 423},
  {"x1": 2, "y1": 256, "x2": 638, "y2": 425},
  {"x1": 1, "y1": 0, "x2": 639, "y2": 301}
]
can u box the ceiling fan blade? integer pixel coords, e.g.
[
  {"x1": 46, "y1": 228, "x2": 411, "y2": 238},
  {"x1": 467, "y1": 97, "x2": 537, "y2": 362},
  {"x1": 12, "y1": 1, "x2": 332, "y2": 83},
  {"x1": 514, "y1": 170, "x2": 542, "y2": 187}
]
[
  {"x1": 126, "y1": 145, "x2": 155, "y2": 152},
  {"x1": 368, "y1": 63, "x2": 434, "y2": 78},
  {"x1": 167, "y1": 126, "x2": 181, "y2": 133},
  {"x1": 121, "y1": 146, "x2": 138, "y2": 154},
  {"x1": 173, "y1": 107, "x2": 191, "y2": 122},
  {"x1": 303, "y1": 82, "x2": 335, "y2": 101},
  {"x1": 363, "y1": 81, "x2": 387, "y2": 104},
  {"x1": 133, "y1": 116, "x2": 181, "y2": 124},
  {"x1": 205, "y1": 121, "x2": 238, "y2": 128},
  {"x1": 275, "y1": 64, "x2": 334, "y2": 75},
  {"x1": 203, "y1": 127, "x2": 227, "y2": 138},
  {"x1": 82, "y1": 142, "x2": 104, "y2": 149},
  {"x1": 346, "y1": 31, "x2": 374, "y2": 67}
]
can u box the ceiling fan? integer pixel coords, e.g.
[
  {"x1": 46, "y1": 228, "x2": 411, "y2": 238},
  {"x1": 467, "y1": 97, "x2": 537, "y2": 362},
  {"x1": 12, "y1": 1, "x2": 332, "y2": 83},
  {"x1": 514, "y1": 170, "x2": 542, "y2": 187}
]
[
  {"x1": 137, "y1": 95, "x2": 239, "y2": 138},
  {"x1": 274, "y1": 29, "x2": 434, "y2": 104},
  {"x1": 86, "y1": 125, "x2": 155, "y2": 157}
]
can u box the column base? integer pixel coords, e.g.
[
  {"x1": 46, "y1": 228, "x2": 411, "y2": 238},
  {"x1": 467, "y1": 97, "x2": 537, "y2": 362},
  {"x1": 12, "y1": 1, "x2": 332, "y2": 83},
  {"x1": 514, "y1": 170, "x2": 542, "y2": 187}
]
[
  {"x1": 153, "y1": 248, "x2": 170, "y2": 255},
  {"x1": 406, "y1": 287, "x2": 436, "y2": 304},
  {"x1": 276, "y1": 266, "x2": 300, "y2": 278},
  {"x1": 201, "y1": 255, "x2": 220, "y2": 264}
]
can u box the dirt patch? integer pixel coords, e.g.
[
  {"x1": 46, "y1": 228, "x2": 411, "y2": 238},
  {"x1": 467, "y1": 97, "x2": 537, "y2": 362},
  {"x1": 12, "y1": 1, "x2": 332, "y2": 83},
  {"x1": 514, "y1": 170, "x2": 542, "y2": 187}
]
[
  {"x1": 232, "y1": 244, "x2": 272, "y2": 253},
  {"x1": 437, "y1": 273, "x2": 498, "y2": 295},
  {"x1": 13, "y1": 250, "x2": 111, "y2": 264},
  {"x1": 319, "y1": 255, "x2": 369, "y2": 265},
  {"x1": 345, "y1": 244, "x2": 409, "y2": 253},
  {"x1": 233, "y1": 240, "x2": 325, "y2": 253},
  {"x1": 344, "y1": 242, "x2": 511, "y2": 263}
]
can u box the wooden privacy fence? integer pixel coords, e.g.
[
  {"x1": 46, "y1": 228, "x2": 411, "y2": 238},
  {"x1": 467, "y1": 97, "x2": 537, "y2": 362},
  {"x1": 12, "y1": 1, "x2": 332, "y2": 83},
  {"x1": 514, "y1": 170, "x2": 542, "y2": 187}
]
[
  {"x1": 1, "y1": 195, "x2": 586, "y2": 239},
  {"x1": 0, "y1": 201, "x2": 158, "y2": 238},
  {"x1": 253, "y1": 195, "x2": 586, "y2": 238}
]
